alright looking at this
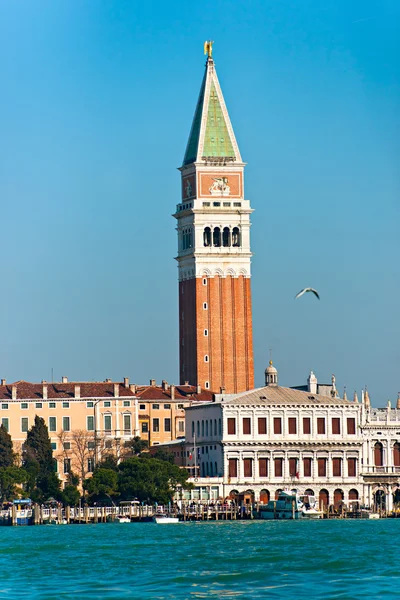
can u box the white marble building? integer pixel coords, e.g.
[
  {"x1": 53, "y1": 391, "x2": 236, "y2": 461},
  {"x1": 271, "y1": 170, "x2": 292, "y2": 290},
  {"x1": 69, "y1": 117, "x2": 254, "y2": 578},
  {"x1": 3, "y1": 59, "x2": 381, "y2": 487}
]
[
  {"x1": 183, "y1": 363, "x2": 363, "y2": 508},
  {"x1": 360, "y1": 394, "x2": 400, "y2": 511}
]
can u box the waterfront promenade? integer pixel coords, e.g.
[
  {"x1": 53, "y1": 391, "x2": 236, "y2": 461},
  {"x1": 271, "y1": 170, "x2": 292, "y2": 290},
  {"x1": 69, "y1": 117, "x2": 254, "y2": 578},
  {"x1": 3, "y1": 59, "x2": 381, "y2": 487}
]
[{"x1": 1, "y1": 501, "x2": 398, "y2": 526}]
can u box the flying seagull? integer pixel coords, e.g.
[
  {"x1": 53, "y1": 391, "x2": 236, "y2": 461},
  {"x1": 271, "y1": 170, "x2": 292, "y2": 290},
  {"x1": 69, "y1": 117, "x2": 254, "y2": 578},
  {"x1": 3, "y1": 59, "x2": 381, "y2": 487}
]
[{"x1": 295, "y1": 287, "x2": 320, "y2": 300}]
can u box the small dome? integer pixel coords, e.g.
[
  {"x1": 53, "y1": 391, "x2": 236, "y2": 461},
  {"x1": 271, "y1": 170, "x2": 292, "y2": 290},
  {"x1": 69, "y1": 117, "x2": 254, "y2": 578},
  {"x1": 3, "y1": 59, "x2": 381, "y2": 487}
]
[
  {"x1": 265, "y1": 361, "x2": 278, "y2": 386},
  {"x1": 265, "y1": 360, "x2": 277, "y2": 374}
]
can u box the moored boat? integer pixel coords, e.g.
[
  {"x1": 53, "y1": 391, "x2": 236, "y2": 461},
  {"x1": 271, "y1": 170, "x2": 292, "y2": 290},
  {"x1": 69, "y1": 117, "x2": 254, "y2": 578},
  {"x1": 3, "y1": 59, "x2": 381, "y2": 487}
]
[
  {"x1": 152, "y1": 514, "x2": 179, "y2": 524},
  {"x1": 259, "y1": 491, "x2": 322, "y2": 520}
]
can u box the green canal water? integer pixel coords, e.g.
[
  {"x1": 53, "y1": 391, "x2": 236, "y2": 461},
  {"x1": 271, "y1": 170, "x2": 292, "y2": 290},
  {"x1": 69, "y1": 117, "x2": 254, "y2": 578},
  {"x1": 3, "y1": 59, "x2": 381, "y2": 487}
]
[{"x1": 1, "y1": 519, "x2": 399, "y2": 599}]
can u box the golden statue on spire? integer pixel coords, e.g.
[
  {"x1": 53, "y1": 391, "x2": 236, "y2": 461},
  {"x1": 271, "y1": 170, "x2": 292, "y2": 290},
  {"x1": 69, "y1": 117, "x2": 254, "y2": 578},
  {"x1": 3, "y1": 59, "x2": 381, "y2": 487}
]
[{"x1": 204, "y1": 40, "x2": 214, "y2": 58}]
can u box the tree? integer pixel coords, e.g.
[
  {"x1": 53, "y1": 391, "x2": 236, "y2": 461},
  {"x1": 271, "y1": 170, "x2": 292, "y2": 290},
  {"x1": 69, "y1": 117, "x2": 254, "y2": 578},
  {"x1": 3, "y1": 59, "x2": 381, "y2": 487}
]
[
  {"x1": 23, "y1": 415, "x2": 61, "y2": 502},
  {"x1": 83, "y1": 468, "x2": 118, "y2": 502},
  {"x1": 118, "y1": 456, "x2": 191, "y2": 505},
  {"x1": 58, "y1": 429, "x2": 95, "y2": 485},
  {"x1": 62, "y1": 484, "x2": 80, "y2": 506},
  {"x1": 0, "y1": 466, "x2": 28, "y2": 502},
  {"x1": 0, "y1": 425, "x2": 14, "y2": 468},
  {"x1": 150, "y1": 448, "x2": 175, "y2": 464},
  {"x1": 122, "y1": 436, "x2": 148, "y2": 459}
]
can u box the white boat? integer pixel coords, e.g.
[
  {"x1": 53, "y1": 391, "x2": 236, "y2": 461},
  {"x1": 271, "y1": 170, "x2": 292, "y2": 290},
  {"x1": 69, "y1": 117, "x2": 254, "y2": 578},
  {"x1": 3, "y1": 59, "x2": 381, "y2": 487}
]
[
  {"x1": 116, "y1": 516, "x2": 131, "y2": 523},
  {"x1": 152, "y1": 514, "x2": 179, "y2": 524},
  {"x1": 259, "y1": 491, "x2": 322, "y2": 520},
  {"x1": 360, "y1": 510, "x2": 380, "y2": 519}
]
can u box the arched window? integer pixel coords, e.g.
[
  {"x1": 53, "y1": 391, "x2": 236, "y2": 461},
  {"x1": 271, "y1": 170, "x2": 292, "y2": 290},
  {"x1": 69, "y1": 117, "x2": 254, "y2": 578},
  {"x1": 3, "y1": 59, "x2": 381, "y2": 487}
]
[
  {"x1": 232, "y1": 227, "x2": 241, "y2": 247},
  {"x1": 192, "y1": 421, "x2": 195, "y2": 437},
  {"x1": 215, "y1": 461, "x2": 218, "y2": 475},
  {"x1": 210, "y1": 462, "x2": 213, "y2": 476},
  {"x1": 223, "y1": 227, "x2": 231, "y2": 247},
  {"x1": 213, "y1": 227, "x2": 221, "y2": 247},
  {"x1": 188, "y1": 229, "x2": 192, "y2": 249},
  {"x1": 214, "y1": 419, "x2": 217, "y2": 436},
  {"x1": 201, "y1": 420, "x2": 204, "y2": 437},
  {"x1": 374, "y1": 442, "x2": 384, "y2": 467},
  {"x1": 206, "y1": 420, "x2": 209, "y2": 436},
  {"x1": 197, "y1": 421, "x2": 200, "y2": 438},
  {"x1": 218, "y1": 418, "x2": 222, "y2": 435},
  {"x1": 203, "y1": 227, "x2": 211, "y2": 247}
]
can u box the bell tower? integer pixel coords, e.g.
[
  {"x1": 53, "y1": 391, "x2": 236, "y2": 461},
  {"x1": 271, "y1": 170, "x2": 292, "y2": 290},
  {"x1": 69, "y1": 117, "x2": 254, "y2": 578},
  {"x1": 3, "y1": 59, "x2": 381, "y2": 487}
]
[{"x1": 174, "y1": 43, "x2": 254, "y2": 393}]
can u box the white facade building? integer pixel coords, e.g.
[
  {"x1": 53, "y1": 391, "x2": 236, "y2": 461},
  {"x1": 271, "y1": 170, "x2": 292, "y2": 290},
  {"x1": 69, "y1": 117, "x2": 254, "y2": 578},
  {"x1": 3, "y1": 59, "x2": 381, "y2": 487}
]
[{"x1": 183, "y1": 363, "x2": 363, "y2": 508}]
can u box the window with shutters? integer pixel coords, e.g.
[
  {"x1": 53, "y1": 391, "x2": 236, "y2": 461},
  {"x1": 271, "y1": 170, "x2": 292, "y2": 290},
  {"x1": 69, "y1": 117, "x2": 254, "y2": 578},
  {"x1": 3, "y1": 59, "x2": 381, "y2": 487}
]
[
  {"x1": 303, "y1": 457, "x2": 312, "y2": 477},
  {"x1": 103, "y1": 415, "x2": 111, "y2": 433},
  {"x1": 332, "y1": 418, "x2": 341, "y2": 435},
  {"x1": 347, "y1": 418, "x2": 356, "y2": 435},
  {"x1": 317, "y1": 418, "x2": 326, "y2": 434},
  {"x1": 393, "y1": 443, "x2": 400, "y2": 467},
  {"x1": 164, "y1": 418, "x2": 171, "y2": 433},
  {"x1": 332, "y1": 458, "x2": 342, "y2": 476},
  {"x1": 274, "y1": 458, "x2": 283, "y2": 477},
  {"x1": 227, "y1": 418, "x2": 236, "y2": 435},
  {"x1": 259, "y1": 458, "x2": 268, "y2": 477},
  {"x1": 289, "y1": 457, "x2": 297, "y2": 477},
  {"x1": 273, "y1": 418, "x2": 282, "y2": 434},
  {"x1": 347, "y1": 457, "x2": 357, "y2": 477},
  {"x1": 303, "y1": 417, "x2": 311, "y2": 434},
  {"x1": 228, "y1": 458, "x2": 238, "y2": 477},
  {"x1": 374, "y1": 442, "x2": 383, "y2": 467},
  {"x1": 243, "y1": 418, "x2": 251, "y2": 435},
  {"x1": 258, "y1": 417, "x2": 267, "y2": 435},
  {"x1": 288, "y1": 418, "x2": 297, "y2": 434},
  {"x1": 243, "y1": 458, "x2": 252, "y2": 478},
  {"x1": 318, "y1": 458, "x2": 327, "y2": 477}
]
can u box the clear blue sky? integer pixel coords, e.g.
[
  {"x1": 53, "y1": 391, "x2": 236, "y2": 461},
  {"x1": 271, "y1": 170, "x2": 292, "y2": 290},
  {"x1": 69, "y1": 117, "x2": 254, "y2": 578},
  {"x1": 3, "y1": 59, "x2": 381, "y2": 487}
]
[{"x1": 1, "y1": 0, "x2": 399, "y2": 405}]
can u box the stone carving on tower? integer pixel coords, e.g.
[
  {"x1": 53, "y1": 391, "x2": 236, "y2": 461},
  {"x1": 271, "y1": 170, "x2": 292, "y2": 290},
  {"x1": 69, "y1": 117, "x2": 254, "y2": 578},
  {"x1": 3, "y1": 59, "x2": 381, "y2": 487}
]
[{"x1": 174, "y1": 43, "x2": 254, "y2": 393}]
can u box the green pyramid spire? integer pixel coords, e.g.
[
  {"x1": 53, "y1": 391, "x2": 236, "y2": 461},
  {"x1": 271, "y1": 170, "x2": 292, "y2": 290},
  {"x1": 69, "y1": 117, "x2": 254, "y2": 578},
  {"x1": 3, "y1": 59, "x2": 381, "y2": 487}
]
[{"x1": 182, "y1": 58, "x2": 240, "y2": 166}]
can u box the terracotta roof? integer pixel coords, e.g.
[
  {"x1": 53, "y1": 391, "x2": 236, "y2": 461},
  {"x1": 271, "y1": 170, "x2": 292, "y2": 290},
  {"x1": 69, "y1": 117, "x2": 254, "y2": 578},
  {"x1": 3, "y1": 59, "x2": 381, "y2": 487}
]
[
  {"x1": 220, "y1": 385, "x2": 356, "y2": 407},
  {"x1": 0, "y1": 381, "x2": 135, "y2": 400},
  {"x1": 0, "y1": 381, "x2": 214, "y2": 402},
  {"x1": 135, "y1": 385, "x2": 213, "y2": 402}
]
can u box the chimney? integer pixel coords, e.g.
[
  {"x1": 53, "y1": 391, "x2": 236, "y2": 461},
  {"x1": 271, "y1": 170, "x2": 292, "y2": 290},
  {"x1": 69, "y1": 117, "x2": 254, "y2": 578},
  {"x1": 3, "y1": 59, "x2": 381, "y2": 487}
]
[
  {"x1": 114, "y1": 383, "x2": 119, "y2": 397},
  {"x1": 184, "y1": 380, "x2": 189, "y2": 386},
  {"x1": 74, "y1": 385, "x2": 80, "y2": 399},
  {"x1": 123, "y1": 377, "x2": 129, "y2": 389},
  {"x1": 130, "y1": 383, "x2": 137, "y2": 395},
  {"x1": 105, "y1": 378, "x2": 112, "y2": 383},
  {"x1": 0, "y1": 379, "x2": 5, "y2": 386},
  {"x1": 196, "y1": 384, "x2": 201, "y2": 395},
  {"x1": 43, "y1": 385, "x2": 48, "y2": 400},
  {"x1": 12, "y1": 385, "x2": 17, "y2": 400},
  {"x1": 62, "y1": 376, "x2": 68, "y2": 383},
  {"x1": 170, "y1": 385, "x2": 175, "y2": 400},
  {"x1": 220, "y1": 386, "x2": 226, "y2": 394},
  {"x1": 397, "y1": 393, "x2": 400, "y2": 410},
  {"x1": 162, "y1": 380, "x2": 168, "y2": 391}
]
